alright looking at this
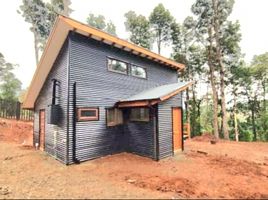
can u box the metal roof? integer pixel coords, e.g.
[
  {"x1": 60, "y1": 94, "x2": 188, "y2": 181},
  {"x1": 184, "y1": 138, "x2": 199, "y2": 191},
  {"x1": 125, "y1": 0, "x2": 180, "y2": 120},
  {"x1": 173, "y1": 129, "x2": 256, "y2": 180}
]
[{"x1": 119, "y1": 82, "x2": 193, "y2": 103}]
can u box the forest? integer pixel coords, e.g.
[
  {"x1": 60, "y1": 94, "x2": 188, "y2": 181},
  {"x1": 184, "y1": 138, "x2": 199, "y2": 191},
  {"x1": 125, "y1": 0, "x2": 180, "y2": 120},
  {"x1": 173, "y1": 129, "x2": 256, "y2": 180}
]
[{"x1": 0, "y1": 0, "x2": 267, "y2": 142}]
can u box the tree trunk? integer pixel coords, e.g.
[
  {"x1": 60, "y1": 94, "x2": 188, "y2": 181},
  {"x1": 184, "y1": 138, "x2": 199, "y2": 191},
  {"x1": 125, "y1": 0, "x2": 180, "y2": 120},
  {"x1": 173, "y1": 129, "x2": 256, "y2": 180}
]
[
  {"x1": 212, "y1": 0, "x2": 229, "y2": 140},
  {"x1": 186, "y1": 88, "x2": 191, "y2": 138},
  {"x1": 208, "y1": 26, "x2": 219, "y2": 139},
  {"x1": 233, "y1": 90, "x2": 239, "y2": 141},
  {"x1": 33, "y1": 30, "x2": 39, "y2": 66},
  {"x1": 252, "y1": 96, "x2": 257, "y2": 141}
]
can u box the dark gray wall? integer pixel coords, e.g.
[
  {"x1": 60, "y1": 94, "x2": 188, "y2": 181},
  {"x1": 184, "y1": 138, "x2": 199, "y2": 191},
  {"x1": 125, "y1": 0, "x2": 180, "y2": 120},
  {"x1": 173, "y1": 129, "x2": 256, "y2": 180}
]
[
  {"x1": 123, "y1": 107, "x2": 157, "y2": 159},
  {"x1": 68, "y1": 32, "x2": 178, "y2": 162},
  {"x1": 158, "y1": 93, "x2": 182, "y2": 159},
  {"x1": 33, "y1": 40, "x2": 69, "y2": 163}
]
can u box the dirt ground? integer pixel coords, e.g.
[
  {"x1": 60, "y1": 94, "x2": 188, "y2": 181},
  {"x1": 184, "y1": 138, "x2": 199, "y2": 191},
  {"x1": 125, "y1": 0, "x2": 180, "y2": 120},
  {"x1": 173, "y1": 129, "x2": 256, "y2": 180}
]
[{"x1": 1, "y1": 119, "x2": 268, "y2": 199}]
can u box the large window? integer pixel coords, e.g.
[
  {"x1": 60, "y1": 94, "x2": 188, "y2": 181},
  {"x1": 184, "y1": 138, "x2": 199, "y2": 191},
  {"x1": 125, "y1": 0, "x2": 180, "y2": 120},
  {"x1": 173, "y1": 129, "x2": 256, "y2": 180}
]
[
  {"x1": 77, "y1": 107, "x2": 99, "y2": 121},
  {"x1": 107, "y1": 58, "x2": 128, "y2": 74},
  {"x1": 130, "y1": 108, "x2": 149, "y2": 122},
  {"x1": 106, "y1": 108, "x2": 123, "y2": 126},
  {"x1": 130, "y1": 65, "x2": 147, "y2": 79}
]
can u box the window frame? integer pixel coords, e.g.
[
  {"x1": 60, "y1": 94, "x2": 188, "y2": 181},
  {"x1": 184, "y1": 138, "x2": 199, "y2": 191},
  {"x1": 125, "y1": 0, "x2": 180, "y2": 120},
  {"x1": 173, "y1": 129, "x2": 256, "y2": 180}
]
[
  {"x1": 130, "y1": 107, "x2": 150, "y2": 122},
  {"x1": 106, "y1": 107, "x2": 123, "y2": 127},
  {"x1": 77, "y1": 107, "x2": 99, "y2": 121},
  {"x1": 107, "y1": 57, "x2": 129, "y2": 75},
  {"x1": 130, "y1": 64, "x2": 147, "y2": 79}
]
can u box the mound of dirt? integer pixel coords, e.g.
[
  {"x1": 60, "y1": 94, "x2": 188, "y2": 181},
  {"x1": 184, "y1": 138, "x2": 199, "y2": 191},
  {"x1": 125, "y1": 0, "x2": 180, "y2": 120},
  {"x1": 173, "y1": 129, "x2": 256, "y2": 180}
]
[
  {"x1": 191, "y1": 133, "x2": 216, "y2": 142},
  {"x1": 0, "y1": 118, "x2": 33, "y2": 145}
]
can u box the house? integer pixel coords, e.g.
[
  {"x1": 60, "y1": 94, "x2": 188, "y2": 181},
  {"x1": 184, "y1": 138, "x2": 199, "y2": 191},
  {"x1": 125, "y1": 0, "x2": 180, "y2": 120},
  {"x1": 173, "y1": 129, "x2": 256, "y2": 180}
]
[{"x1": 23, "y1": 15, "x2": 192, "y2": 164}]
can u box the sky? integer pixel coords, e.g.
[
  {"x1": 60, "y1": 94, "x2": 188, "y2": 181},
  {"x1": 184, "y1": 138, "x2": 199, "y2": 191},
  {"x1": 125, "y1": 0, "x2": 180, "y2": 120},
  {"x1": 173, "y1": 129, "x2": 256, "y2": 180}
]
[{"x1": 0, "y1": 0, "x2": 268, "y2": 89}]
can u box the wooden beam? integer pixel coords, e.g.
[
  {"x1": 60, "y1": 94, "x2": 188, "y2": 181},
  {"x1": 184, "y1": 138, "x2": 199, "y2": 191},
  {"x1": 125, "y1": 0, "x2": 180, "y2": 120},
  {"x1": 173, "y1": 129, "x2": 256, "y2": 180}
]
[
  {"x1": 61, "y1": 16, "x2": 185, "y2": 70},
  {"x1": 160, "y1": 82, "x2": 194, "y2": 102}
]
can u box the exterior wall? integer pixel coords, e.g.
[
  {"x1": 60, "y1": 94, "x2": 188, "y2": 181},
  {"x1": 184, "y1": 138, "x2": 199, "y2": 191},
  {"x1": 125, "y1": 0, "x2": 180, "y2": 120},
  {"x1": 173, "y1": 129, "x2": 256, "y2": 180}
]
[
  {"x1": 123, "y1": 107, "x2": 157, "y2": 159},
  {"x1": 158, "y1": 93, "x2": 183, "y2": 159},
  {"x1": 33, "y1": 40, "x2": 69, "y2": 163},
  {"x1": 68, "y1": 32, "x2": 178, "y2": 162}
]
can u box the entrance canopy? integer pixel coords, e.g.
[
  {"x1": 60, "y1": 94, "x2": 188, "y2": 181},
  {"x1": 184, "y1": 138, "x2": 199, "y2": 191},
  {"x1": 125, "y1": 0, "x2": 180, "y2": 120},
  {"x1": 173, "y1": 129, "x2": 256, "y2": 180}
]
[{"x1": 117, "y1": 82, "x2": 193, "y2": 108}]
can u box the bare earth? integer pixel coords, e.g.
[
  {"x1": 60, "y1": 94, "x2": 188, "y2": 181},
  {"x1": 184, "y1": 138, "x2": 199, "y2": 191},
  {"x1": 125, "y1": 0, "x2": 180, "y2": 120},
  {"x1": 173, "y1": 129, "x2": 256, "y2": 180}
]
[{"x1": 0, "y1": 119, "x2": 268, "y2": 199}]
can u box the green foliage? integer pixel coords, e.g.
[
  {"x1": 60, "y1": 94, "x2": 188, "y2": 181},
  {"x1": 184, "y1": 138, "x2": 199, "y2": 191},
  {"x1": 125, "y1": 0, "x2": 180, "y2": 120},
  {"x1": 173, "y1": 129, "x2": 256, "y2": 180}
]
[
  {"x1": 0, "y1": 53, "x2": 21, "y2": 101},
  {"x1": 149, "y1": 3, "x2": 174, "y2": 54},
  {"x1": 86, "y1": 13, "x2": 117, "y2": 35},
  {"x1": 200, "y1": 101, "x2": 214, "y2": 133},
  {"x1": 18, "y1": 0, "x2": 71, "y2": 62},
  {"x1": 124, "y1": 11, "x2": 152, "y2": 49}
]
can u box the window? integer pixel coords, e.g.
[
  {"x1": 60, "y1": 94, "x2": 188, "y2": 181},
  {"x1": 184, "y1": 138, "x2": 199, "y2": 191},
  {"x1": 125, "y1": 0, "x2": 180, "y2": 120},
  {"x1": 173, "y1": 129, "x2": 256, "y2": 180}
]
[
  {"x1": 107, "y1": 58, "x2": 128, "y2": 74},
  {"x1": 130, "y1": 108, "x2": 149, "y2": 122},
  {"x1": 77, "y1": 107, "x2": 99, "y2": 121},
  {"x1": 130, "y1": 65, "x2": 147, "y2": 79},
  {"x1": 106, "y1": 108, "x2": 123, "y2": 126}
]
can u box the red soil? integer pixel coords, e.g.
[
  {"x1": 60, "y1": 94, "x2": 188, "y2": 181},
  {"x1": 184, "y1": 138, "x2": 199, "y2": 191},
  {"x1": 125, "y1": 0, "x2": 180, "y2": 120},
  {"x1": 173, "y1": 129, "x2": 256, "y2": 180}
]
[{"x1": 0, "y1": 118, "x2": 268, "y2": 199}]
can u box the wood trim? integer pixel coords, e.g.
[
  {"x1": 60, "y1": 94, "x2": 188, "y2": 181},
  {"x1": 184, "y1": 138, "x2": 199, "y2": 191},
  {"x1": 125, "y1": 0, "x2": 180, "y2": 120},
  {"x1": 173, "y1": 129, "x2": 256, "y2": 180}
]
[
  {"x1": 160, "y1": 82, "x2": 194, "y2": 102},
  {"x1": 117, "y1": 99, "x2": 160, "y2": 108},
  {"x1": 77, "y1": 107, "x2": 99, "y2": 121},
  {"x1": 60, "y1": 16, "x2": 184, "y2": 70}
]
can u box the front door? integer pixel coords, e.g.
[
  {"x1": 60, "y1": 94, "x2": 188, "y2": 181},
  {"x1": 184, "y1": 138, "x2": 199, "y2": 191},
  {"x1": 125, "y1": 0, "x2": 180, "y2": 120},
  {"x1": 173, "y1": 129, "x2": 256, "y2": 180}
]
[
  {"x1": 172, "y1": 107, "x2": 182, "y2": 151},
  {"x1": 39, "y1": 110, "x2": 45, "y2": 151}
]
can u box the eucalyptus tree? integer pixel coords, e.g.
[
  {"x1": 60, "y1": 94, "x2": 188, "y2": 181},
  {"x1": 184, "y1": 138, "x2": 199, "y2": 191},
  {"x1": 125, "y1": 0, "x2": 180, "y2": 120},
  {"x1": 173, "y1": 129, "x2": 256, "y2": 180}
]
[
  {"x1": 171, "y1": 17, "x2": 206, "y2": 136},
  {"x1": 149, "y1": 3, "x2": 174, "y2": 54},
  {"x1": 18, "y1": 0, "x2": 70, "y2": 64},
  {"x1": 124, "y1": 11, "x2": 152, "y2": 49},
  {"x1": 86, "y1": 13, "x2": 117, "y2": 35}
]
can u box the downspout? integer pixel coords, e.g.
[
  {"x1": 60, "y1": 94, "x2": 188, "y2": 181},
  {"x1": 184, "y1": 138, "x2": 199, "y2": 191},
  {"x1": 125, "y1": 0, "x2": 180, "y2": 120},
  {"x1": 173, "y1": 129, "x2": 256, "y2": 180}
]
[
  {"x1": 66, "y1": 37, "x2": 70, "y2": 165},
  {"x1": 72, "y1": 82, "x2": 80, "y2": 164}
]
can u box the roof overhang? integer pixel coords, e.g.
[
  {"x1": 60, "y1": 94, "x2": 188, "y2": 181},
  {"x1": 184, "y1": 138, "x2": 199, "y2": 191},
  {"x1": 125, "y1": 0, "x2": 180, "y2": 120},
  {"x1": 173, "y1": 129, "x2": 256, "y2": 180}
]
[
  {"x1": 116, "y1": 82, "x2": 193, "y2": 108},
  {"x1": 23, "y1": 15, "x2": 185, "y2": 109}
]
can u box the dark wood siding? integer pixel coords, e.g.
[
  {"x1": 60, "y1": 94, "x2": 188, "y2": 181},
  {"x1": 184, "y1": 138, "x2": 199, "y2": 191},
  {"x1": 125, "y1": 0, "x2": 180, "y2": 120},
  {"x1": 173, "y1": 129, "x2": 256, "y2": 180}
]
[
  {"x1": 158, "y1": 93, "x2": 182, "y2": 159},
  {"x1": 68, "y1": 32, "x2": 178, "y2": 162},
  {"x1": 33, "y1": 40, "x2": 69, "y2": 164}
]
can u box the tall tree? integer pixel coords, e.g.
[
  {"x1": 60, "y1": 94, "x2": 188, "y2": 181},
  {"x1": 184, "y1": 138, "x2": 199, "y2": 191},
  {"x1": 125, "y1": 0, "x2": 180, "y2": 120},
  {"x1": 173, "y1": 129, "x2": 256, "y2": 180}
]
[
  {"x1": 86, "y1": 13, "x2": 117, "y2": 35},
  {"x1": 171, "y1": 17, "x2": 205, "y2": 137},
  {"x1": 18, "y1": 0, "x2": 48, "y2": 65},
  {"x1": 149, "y1": 3, "x2": 174, "y2": 54},
  {"x1": 0, "y1": 53, "x2": 21, "y2": 101},
  {"x1": 18, "y1": 0, "x2": 69, "y2": 64},
  {"x1": 124, "y1": 11, "x2": 152, "y2": 49},
  {"x1": 212, "y1": 0, "x2": 235, "y2": 140},
  {"x1": 192, "y1": 0, "x2": 220, "y2": 139}
]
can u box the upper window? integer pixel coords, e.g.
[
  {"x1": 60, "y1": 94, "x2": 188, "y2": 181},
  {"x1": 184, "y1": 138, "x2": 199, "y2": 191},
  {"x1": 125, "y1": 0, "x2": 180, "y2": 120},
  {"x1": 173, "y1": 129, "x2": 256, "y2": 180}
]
[
  {"x1": 106, "y1": 108, "x2": 123, "y2": 126},
  {"x1": 77, "y1": 107, "x2": 99, "y2": 121},
  {"x1": 130, "y1": 65, "x2": 147, "y2": 79},
  {"x1": 107, "y1": 58, "x2": 128, "y2": 74},
  {"x1": 130, "y1": 108, "x2": 149, "y2": 122}
]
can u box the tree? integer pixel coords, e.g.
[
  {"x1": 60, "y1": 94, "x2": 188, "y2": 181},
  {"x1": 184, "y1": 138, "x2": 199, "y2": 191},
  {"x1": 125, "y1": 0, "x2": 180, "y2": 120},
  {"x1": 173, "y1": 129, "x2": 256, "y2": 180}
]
[
  {"x1": 171, "y1": 17, "x2": 205, "y2": 137},
  {"x1": 212, "y1": 0, "x2": 235, "y2": 140},
  {"x1": 124, "y1": 11, "x2": 152, "y2": 49},
  {"x1": 149, "y1": 3, "x2": 174, "y2": 54},
  {"x1": 18, "y1": 0, "x2": 48, "y2": 65},
  {"x1": 18, "y1": 0, "x2": 71, "y2": 64},
  {"x1": 192, "y1": 0, "x2": 220, "y2": 139},
  {"x1": 0, "y1": 53, "x2": 21, "y2": 101},
  {"x1": 86, "y1": 13, "x2": 117, "y2": 35}
]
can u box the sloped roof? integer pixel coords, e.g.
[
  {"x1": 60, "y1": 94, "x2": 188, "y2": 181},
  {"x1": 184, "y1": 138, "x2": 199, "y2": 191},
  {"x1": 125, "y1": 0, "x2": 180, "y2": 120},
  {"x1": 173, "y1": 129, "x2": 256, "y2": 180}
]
[
  {"x1": 23, "y1": 15, "x2": 184, "y2": 109},
  {"x1": 117, "y1": 82, "x2": 193, "y2": 108}
]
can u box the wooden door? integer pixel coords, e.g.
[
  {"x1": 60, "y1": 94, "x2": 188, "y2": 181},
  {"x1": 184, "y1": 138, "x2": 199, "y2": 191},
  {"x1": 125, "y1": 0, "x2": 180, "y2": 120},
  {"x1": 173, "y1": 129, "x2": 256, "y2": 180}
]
[
  {"x1": 39, "y1": 110, "x2": 45, "y2": 151},
  {"x1": 172, "y1": 107, "x2": 182, "y2": 151}
]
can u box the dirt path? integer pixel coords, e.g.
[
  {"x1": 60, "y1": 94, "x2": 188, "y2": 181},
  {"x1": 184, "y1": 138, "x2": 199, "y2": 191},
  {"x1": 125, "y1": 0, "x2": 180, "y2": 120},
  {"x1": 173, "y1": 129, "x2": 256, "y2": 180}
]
[{"x1": 1, "y1": 139, "x2": 268, "y2": 199}]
